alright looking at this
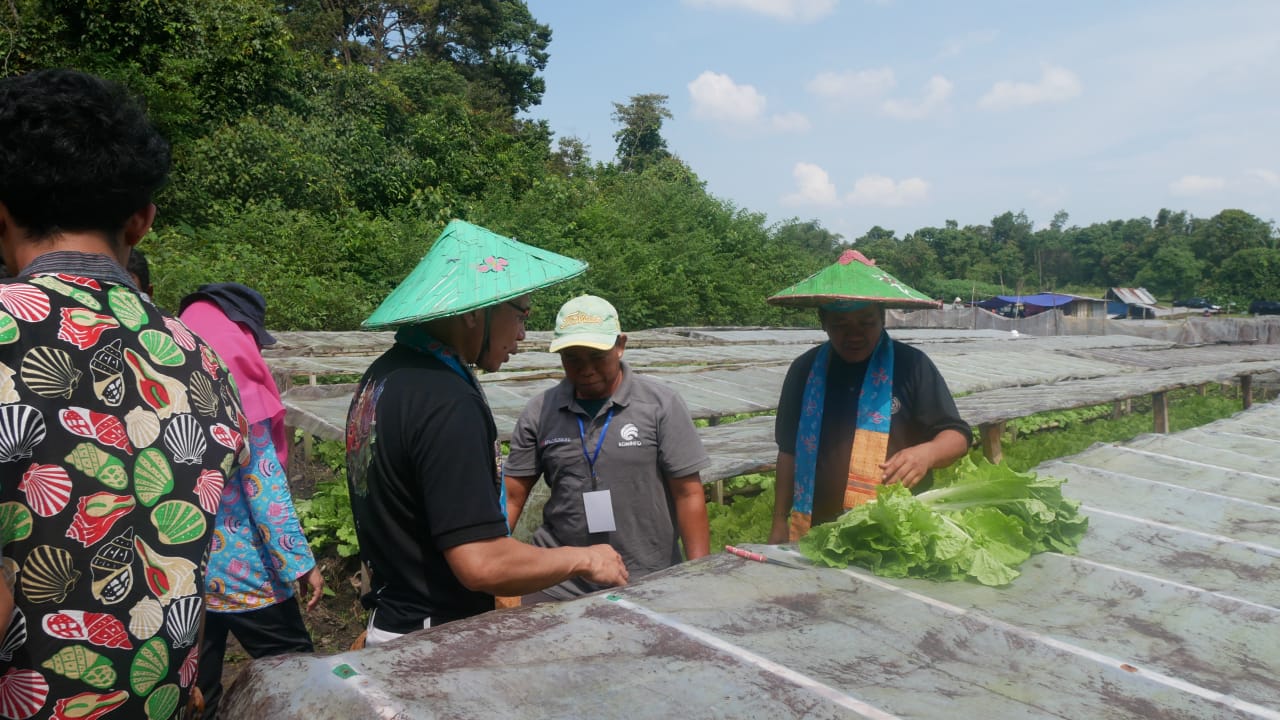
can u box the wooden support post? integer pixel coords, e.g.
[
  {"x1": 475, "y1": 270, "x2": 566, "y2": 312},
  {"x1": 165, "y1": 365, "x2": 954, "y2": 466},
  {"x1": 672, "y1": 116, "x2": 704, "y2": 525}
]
[
  {"x1": 280, "y1": 426, "x2": 295, "y2": 476},
  {"x1": 979, "y1": 422, "x2": 1004, "y2": 465},
  {"x1": 707, "y1": 416, "x2": 721, "y2": 427},
  {"x1": 712, "y1": 479, "x2": 725, "y2": 506},
  {"x1": 1112, "y1": 400, "x2": 1124, "y2": 419},
  {"x1": 1152, "y1": 391, "x2": 1168, "y2": 433},
  {"x1": 1240, "y1": 375, "x2": 1253, "y2": 410},
  {"x1": 1198, "y1": 383, "x2": 1208, "y2": 397}
]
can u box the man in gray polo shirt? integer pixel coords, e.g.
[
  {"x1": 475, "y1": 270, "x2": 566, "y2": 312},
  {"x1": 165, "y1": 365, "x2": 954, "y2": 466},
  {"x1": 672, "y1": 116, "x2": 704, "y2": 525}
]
[{"x1": 505, "y1": 295, "x2": 710, "y2": 601}]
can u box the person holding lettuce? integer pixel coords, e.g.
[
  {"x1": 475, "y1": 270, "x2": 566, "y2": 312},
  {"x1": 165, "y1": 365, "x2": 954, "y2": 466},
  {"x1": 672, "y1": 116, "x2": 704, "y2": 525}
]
[{"x1": 767, "y1": 250, "x2": 971, "y2": 544}]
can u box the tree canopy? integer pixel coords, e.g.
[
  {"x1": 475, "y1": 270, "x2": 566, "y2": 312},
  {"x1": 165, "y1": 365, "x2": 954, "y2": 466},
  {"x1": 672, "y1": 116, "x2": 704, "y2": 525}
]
[{"x1": 4, "y1": 0, "x2": 1277, "y2": 329}]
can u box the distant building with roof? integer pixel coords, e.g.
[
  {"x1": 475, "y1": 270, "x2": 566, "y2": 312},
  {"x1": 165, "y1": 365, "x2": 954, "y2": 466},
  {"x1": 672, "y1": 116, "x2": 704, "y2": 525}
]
[{"x1": 1105, "y1": 287, "x2": 1173, "y2": 319}]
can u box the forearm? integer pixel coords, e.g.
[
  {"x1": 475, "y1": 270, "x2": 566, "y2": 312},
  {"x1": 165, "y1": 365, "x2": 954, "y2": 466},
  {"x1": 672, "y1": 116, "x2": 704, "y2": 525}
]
[
  {"x1": 504, "y1": 475, "x2": 535, "y2": 531},
  {"x1": 769, "y1": 452, "x2": 797, "y2": 542},
  {"x1": 444, "y1": 536, "x2": 600, "y2": 597},
  {"x1": 927, "y1": 429, "x2": 971, "y2": 468},
  {"x1": 670, "y1": 476, "x2": 710, "y2": 560}
]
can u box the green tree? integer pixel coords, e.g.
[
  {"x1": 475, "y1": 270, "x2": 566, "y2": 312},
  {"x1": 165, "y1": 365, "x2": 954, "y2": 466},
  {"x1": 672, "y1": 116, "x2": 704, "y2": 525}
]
[
  {"x1": 989, "y1": 210, "x2": 1031, "y2": 288},
  {"x1": 850, "y1": 226, "x2": 912, "y2": 281},
  {"x1": 612, "y1": 93, "x2": 673, "y2": 172},
  {"x1": 1025, "y1": 211, "x2": 1074, "y2": 290},
  {"x1": 1191, "y1": 209, "x2": 1275, "y2": 268},
  {"x1": 9, "y1": 0, "x2": 303, "y2": 139},
  {"x1": 550, "y1": 135, "x2": 591, "y2": 177},
  {"x1": 283, "y1": 0, "x2": 551, "y2": 113},
  {"x1": 1135, "y1": 244, "x2": 1203, "y2": 299},
  {"x1": 892, "y1": 232, "x2": 941, "y2": 290},
  {"x1": 918, "y1": 221, "x2": 985, "y2": 282},
  {"x1": 1211, "y1": 248, "x2": 1280, "y2": 307},
  {"x1": 773, "y1": 219, "x2": 843, "y2": 255},
  {"x1": 414, "y1": 0, "x2": 551, "y2": 113}
]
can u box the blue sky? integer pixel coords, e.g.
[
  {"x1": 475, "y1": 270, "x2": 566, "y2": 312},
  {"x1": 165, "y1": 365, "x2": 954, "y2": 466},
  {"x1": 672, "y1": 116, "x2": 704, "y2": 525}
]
[{"x1": 522, "y1": 0, "x2": 1280, "y2": 241}]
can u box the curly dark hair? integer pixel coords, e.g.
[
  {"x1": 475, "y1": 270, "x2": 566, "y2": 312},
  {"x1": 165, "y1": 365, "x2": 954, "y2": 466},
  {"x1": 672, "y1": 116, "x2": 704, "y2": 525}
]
[{"x1": 0, "y1": 69, "x2": 171, "y2": 239}]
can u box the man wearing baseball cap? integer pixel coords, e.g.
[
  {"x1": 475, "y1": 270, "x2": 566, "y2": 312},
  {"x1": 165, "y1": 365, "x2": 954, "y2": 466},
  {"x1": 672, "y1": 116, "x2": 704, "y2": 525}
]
[
  {"x1": 346, "y1": 223, "x2": 628, "y2": 645},
  {"x1": 504, "y1": 295, "x2": 710, "y2": 603}
]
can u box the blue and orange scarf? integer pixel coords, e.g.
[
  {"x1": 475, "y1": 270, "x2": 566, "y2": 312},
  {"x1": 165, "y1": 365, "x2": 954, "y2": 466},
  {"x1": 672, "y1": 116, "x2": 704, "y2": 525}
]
[{"x1": 789, "y1": 330, "x2": 894, "y2": 541}]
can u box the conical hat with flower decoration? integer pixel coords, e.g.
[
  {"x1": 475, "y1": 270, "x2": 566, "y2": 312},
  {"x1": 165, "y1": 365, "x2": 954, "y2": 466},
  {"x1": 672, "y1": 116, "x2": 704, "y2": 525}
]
[
  {"x1": 767, "y1": 249, "x2": 940, "y2": 310},
  {"x1": 362, "y1": 219, "x2": 588, "y2": 329}
]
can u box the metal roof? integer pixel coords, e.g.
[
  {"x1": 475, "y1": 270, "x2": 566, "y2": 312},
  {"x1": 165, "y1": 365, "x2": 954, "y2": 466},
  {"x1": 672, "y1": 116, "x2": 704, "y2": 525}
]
[
  {"x1": 221, "y1": 402, "x2": 1280, "y2": 718},
  {"x1": 1107, "y1": 287, "x2": 1159, "y2": 306}
]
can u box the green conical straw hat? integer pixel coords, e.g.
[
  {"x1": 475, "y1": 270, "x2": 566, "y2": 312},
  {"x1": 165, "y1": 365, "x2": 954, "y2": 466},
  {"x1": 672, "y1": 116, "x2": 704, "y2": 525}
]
[
  {"x1": 362, "y1": 219, "x2": 588, "y2": 329},
  {"x1": 767, "y1": 249, "x2": 940, "y2": 310}
]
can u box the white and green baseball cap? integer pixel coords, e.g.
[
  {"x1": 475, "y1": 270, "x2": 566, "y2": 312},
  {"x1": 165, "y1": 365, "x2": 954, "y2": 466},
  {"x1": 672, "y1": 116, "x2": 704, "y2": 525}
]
[{"x1": 549, "y1": 295, "x2": 621, "y2": 352}]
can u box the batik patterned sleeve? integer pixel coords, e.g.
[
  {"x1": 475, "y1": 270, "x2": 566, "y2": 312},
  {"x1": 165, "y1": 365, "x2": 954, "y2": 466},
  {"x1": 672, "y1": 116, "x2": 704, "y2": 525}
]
[{"x1": 241, "y1": 419, "x2": 315, "y2": 583}]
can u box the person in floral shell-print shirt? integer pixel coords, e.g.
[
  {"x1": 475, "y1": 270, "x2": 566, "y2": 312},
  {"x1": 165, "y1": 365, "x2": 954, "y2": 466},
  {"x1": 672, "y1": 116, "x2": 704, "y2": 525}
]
[{"x1": 0, "y1": 69, "x2": 248, "y2": 719}]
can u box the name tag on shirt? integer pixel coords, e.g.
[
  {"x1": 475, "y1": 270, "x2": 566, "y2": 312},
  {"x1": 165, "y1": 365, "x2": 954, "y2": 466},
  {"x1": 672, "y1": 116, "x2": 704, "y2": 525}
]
[{"x1": 583, "y1": 490, "x2": 616, "y2": 533}]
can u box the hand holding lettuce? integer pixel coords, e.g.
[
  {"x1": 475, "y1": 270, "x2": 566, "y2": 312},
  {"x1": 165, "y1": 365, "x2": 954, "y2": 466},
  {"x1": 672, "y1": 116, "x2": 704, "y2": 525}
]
[{"x1": 797, "y1": 457, "x2": 1089, "y2": 586}]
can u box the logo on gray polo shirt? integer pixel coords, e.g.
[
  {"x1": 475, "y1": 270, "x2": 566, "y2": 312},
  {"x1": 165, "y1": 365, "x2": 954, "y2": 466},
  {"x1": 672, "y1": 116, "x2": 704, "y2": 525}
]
[{"x1": 618, "y1": 423, "x2": 642, "y2": 447}]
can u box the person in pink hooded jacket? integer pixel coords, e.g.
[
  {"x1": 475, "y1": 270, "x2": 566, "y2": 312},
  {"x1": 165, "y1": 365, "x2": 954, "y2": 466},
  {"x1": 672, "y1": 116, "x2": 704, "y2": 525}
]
[{"x1": 179, "y1": 283, "x2": 324, "y2": 718}]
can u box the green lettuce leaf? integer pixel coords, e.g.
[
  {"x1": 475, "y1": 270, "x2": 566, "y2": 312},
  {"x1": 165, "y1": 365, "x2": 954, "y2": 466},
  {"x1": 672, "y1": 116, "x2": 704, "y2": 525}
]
[{"x1": 797, "y1": 456, "x2": 1088, "y2": 586}]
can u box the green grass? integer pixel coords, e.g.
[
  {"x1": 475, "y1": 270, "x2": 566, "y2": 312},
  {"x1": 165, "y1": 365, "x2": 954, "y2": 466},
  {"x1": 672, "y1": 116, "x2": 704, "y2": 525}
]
[
  {"x1": 988, "y1": 385, "x2": 1257, "y2": 472},
  {"x1": 694, "y1": 409, "x2": 774, "y2": 427}
]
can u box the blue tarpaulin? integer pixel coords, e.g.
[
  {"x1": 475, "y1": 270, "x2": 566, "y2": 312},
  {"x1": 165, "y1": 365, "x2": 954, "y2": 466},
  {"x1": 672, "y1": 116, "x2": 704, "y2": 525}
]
[{"x1": 974, "y1": 293, "x2": 1075, "y2": 310}]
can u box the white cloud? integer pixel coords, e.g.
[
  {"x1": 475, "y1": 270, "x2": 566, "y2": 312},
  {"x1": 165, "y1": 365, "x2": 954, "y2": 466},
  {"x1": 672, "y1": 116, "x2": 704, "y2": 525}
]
[
  {"x1": 881, "y1": 75, "x2": 953, "y2": 119},
  {"x1": 783, "y1": 166, "x2": 929, "y2": 207},
  {"x1": 770, "y1": 112, "x2": 811, "y2": 132},
  {"x1": 1169, "y1": 175, "x2": 1226, "y2": 195},
  {"x1": 1249, "y1": 169, "x2": 1280, "y2": 187},
  {"x1": 978, "y1": 65, "x2": 1082, "y2": 110},
  {"x1": 683, "y1": 0, "x2": 837, "y2": 22},
  {"x1": 783, "y1": 162, "x2": 839, "y2": 205},
  {"x1": 688, "y1": 71, "x2": 809, "y2": 133},
  {"x1": 807, "y1": 68, "x2": 896, "y2": 102},
  {"x1": 688, "y1": 71, "x2": 767, "y2": 123},
  {"x1": 846, "y1": 175, "x2": 929, "y2": 206}
]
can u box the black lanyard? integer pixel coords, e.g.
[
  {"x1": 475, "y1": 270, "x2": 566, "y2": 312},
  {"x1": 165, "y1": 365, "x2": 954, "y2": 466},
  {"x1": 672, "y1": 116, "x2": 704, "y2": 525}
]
[{"x1": 577, "y1": 408, "x2": 614, "y2": 492}]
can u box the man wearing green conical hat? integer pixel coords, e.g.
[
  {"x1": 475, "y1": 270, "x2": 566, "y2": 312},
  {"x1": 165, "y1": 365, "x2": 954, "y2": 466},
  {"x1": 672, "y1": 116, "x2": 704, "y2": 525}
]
[
  {"x1": 767, "y1": 249, "x2": 971, "y2": 544},
  {"x1": 345, "y1": 220, "x2": 628, "y2": 645}
]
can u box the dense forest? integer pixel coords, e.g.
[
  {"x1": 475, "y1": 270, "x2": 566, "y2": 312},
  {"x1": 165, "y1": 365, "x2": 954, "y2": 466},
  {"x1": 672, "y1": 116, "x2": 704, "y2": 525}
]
[{"x1": 6, "y1": 0, "x2": 1279, "y2": 330}]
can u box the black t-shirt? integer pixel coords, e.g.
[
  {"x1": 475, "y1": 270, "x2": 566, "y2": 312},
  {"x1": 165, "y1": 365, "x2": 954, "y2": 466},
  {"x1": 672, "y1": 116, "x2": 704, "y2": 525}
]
[
  {"x1": 775, "y1": 340, "x2": 970, "y2": 525},
  {"x1": 346, "y1": 344, "x2": 509, "y2": 632}
]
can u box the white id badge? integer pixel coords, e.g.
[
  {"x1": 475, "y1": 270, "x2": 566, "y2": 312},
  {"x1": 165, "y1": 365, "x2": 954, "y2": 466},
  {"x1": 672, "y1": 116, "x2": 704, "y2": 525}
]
[{"x1": 583, "y1": 490, "x2": 616, "y2": 533}]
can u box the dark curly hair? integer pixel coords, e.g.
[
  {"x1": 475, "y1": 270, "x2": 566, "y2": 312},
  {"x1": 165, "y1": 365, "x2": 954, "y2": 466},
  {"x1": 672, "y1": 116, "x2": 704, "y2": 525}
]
[{"x1": 0, "y1": 69, "x2": 171, "y2": 240}]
